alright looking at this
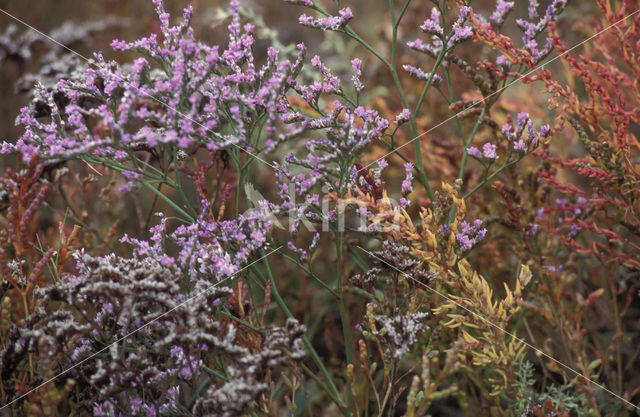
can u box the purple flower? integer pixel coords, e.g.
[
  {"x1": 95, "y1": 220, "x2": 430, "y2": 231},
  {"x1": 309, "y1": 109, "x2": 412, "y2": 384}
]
[
  {"x1": 467, "y1": 146, "x2": 482, "y2": 158},
  {"x1": 539, "y1": 124, "x2": 550, "y2": 137},
  {"x1": 110, "y1": 39, "x2": 127, "y2": 51},
  {"x1": 482, "y1": 142, "x2": 498, "y2": 159},
  {"x1": 395, "y1": 108, "x2": 411, "y2": 125},
  {"x1": 496, "y1": 54, "x2": 510, "y2": 66},
  {"x1": 420, "y1": 8, "x2": 443, "y2": 35},
  {"x1": 351, "y1": 58, "x2": 364, "y2": 93},
  {"x1": 457, "y1": 234, "x2": 474, "y2": 251},
  {"x1": 490, "y1": 0, "x2": 515, "y2": 25},
  {"x1": 2, "y1": 0, "x2": 338, "y2": 185},
  {"x1": 307, "y1": 55, "x2": 341, "y2": 99},
  {"x1": 373, "y1": 159, "x2": 388, "y2": 185},
  {"x1": 516, "y1": 0, "x2": 567, "y2": 63},
  {"x1": 401, "y1": 162, "x2": 414, "y2": 195},
  {"x1": 448, "y1": 6, "x2": 473, "y2": 47},
  {"x1": 514, "y1": 139, "x2": 526, "y2": 151},
  {"x1": 516, "y1": 112, "x2": 528, "y2": 128},
  {"x1": 276, "y1": 95, "x2": 389, "y2": 225},
  {"x1": 299, "y1": 7, "x2": 353, "y2": 31},
  {"x1": 402, "y1": 64, "x2": 442, "y2": 84},
  {"x1": 569, "y1": 225, "x2": 581, "y2": 236},
  {"x1": 130, "y1": 398, "x2": 143, "y2": 411},
  {"x1": 528, "y1": 0, "x2": 541, "y2": 19},
  {"x1": 284, "y1": 0, "x2": 313, "y2": 5},
  {"x1": 356, "y1": 206, "x2": 369, "y2": 217},
  {"x1": 167, "y1": 386, "x2": 180, "y2": 402},
  {"x1": 144, "y1": 404, "x2": 157, "y2": 417},
  {"x1": 456, "y1": 218, "x2": 486, "y2": 251},
  {"x1": 500, "y1": 113, "x2": 551, "y2": 151},
  {"x1": 454, "y1": 25, "x2": 473, "y2": 40}
]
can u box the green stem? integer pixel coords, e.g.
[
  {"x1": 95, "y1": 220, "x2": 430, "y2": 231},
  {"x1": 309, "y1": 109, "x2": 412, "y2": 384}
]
[
  {"x1": 173, "y1": 147, "x2": 197, "y2": 219},
  {"x1": 413, "y1": 47, "x2": 448, "y2": 117},
  {"x1": 236, "y1": 164, "x2": 245, "y2": 216},
  {"x1": 330, "y1": 0, "x2": 436, "y2": 197},
  {"x1": 335, "y1": 229, "x2": 354, "y2": 413},
  {"x1": 335, "y1": 231, "x2": 353, "y2": 364},
  {"x1": 202, "y1": 366, "x2": 229, "y2": 381},
  {"x1": 395, "y1": 0, "x2": 412, "y2": 28},
  {"x1": 406, "y1": 45, "x2": 447, "y2": 200},
  {"x1": 390, "y1": 1, "x2": 437, "y2": 199},
  {"x1": 342, "y1": 27, "x2": 391, "y2": 68},
  {"x1": 442, "y1": 67, "x2": 466, "y2": 145},
  {"x1": 301, "y1": 363, "x2": 344, "y2": 407},
  {"x1": 141, "y1": 180, "x2": 194, "y2": 223},
  {"x1": 81, "y1": 156, "x2": 163, "y2": 181},
  {"x1": 407, "y1": 1, "x2": 449, "y2": 199},
  {"x1": 447, "y1": 108, "x2": 488, "y2": 224},
  {"x1": 375, "y1": 137, "x2": 416, "y2": 165},
  {"x1": 259, "y1": 250, "x2": 348, "y2": 413},
  {"x1": 278, "y1": 251, "x2": 339, "y2": 298},
  {"x1": 457, "y1": 110, "x2": 485, "y2": 177},
  {"x1": 219, "y1": 310, "x2": 265, "y2": 335}
]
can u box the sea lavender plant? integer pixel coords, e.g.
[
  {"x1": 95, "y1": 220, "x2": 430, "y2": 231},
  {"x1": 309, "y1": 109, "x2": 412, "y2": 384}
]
[
  {"x1": 2, "y1": 0, "x2": 640, "y2": 415},
  {"x1": 2, "y1": 247, "x2": 306, "y2": 416},
  {"x1": 0, "y1": 0, "x2": 343, "y2": 225}
]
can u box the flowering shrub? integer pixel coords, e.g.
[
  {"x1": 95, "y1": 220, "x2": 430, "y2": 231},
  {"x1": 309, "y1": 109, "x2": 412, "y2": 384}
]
[{"x1": 0, "y1": 0, "x2": 639, "y2": 416}]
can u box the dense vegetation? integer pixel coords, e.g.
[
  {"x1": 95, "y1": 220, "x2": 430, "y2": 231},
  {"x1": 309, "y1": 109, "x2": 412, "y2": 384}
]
[{"x1": 0, "y1": 0, "x2": 639, "y2": 416}]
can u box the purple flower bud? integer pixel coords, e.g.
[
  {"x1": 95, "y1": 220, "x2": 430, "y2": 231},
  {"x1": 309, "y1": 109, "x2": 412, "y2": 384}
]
[
  {"x1": 111, "y1": 39, "x2": 128, "y2": 51},
  {"x1": 402, "y1": 64, "x2": 443, "y2": 84},
  {"x1": 395, "y1": 108, "x2": 411, "y2": 125},
  {"x1": 284, "y1": 0, "x2": 313, "y2": 5},
  {"x1": 299, "y1": 7, "x2": 353, "y2": 31},
  {"x1": 467, "y1": 146, "x2": 482, "y2": 158},
  {"x1": 496, "y1": 54, "x2": 510, "y2": 66},
  {"x1": 351, "y1": 58, "x2": 364, "y2": 93},
  {"x1": 490, "y1": 1, "x2": 515, "y2": 25},
  {"x1": 539, "y1": 124, "x2": 550, "y2": 136},
  {"x1": 420, "y1": 8, "x2": 443, "y2": 35},
  {"x1": 517, "y1": 112, "x2": 529, "y2": 128},
  {"x1": 402, "y1": 162, "x2": 414, "y2": 195}
]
